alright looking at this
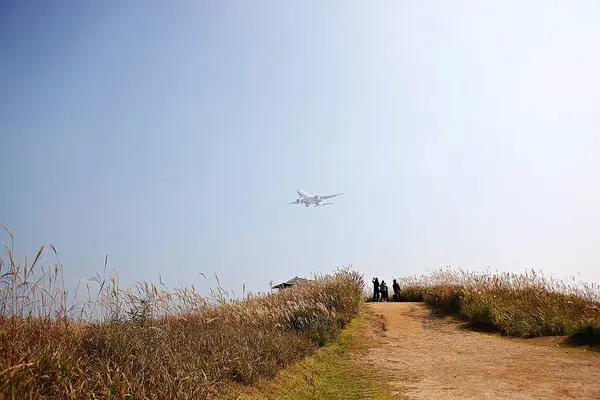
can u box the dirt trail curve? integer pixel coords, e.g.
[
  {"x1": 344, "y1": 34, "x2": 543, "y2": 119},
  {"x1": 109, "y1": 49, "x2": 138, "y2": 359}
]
[{"x1": 361, "y1": 302, "x2": 600, "y2": 400}]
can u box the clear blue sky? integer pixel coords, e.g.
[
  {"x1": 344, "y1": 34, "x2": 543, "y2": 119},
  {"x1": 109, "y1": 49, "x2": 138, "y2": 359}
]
[{"x1": 2, "y1": 1, "x2": 599, "y2": 296}]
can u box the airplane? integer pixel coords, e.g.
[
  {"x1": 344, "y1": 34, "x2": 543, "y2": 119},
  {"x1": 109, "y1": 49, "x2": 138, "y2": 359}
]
[{"x1": 289, "y1": 189, "x2": 344, "y2": 208}]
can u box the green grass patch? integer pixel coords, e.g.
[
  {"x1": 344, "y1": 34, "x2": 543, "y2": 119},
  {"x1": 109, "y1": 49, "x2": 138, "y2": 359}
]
[
  {"x1": 568, "y1": 324, "x2": 600, "y2": 347},
  {"x1": 218, "y1": 313, "x2": 400, "y2": 400}
]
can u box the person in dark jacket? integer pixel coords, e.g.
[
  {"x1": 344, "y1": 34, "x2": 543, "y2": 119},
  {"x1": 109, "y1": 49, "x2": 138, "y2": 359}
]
[
  {"x1": 392, "y1": 279, "x2": 401, "y2": 301},
  {"x1": 380, "y1": 280, "x2": 389, "y2": 301},
  {"x1": 372, "y1": 277, "x2": 380, "y2": 302}
]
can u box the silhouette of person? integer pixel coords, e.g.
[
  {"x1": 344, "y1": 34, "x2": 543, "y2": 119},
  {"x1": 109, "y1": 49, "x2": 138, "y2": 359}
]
[
  {"x1": 392, "y1": 279, "x2": 401, "y2": 301},
  {"x1": 380, "y1": 280, "x2": 389, "y2": 302},
  {"x1": 372, "y1": 277, "x2": 380, "y2": 302}
]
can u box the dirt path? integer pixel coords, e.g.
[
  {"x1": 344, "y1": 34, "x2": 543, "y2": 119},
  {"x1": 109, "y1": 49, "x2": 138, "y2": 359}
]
[{"x1": 361, "y1": 302, "x2": 600, "y2": 400}]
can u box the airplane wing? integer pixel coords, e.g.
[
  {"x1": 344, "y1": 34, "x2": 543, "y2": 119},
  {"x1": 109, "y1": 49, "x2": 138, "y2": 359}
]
[{"x1": 319, "y1": 193, "x2": 343, "y2": 200}]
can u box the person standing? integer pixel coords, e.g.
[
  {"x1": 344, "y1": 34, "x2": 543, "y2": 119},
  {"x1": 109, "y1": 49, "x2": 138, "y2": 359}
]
[
  {"x1": 372, "y1": 277, "x2": 380, "y2": 302},
  {"x1": 392, "y1": 279, "x2": 401, "y2": 301},
  {"x1": 380, "y1": 280, "x2": 389, "y2": 301}
]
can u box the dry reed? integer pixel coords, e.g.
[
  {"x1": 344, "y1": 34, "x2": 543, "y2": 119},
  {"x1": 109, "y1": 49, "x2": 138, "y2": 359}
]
[
  {"x1": 397, "y1": 266, "x2": 600, "y2": 342},
  {"x1": 0, "y1": 227, "x2": 365, "y2": 399}
]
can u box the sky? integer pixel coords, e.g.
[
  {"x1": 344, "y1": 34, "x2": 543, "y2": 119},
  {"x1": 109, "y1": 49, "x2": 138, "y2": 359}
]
[{"x1": 2, "y1": 1, "x2": 600, "y2": 297}]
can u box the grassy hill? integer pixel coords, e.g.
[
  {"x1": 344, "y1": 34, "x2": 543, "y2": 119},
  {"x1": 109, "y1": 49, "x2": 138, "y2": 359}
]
[
  {"x1": 1, "y1": 231, "x2": 364, "y2": 399},
  {"x1": 397, "y1": 267, "x2": 600, "y2": 345},
  {"x1": 3, "y1": 228, "x2": 598, "y2": 398}
]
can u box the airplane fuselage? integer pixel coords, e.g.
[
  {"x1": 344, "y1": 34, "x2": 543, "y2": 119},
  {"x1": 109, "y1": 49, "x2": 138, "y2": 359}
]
[{"x1": 297, "y1": 189, "x2": 317, "y2": 206}]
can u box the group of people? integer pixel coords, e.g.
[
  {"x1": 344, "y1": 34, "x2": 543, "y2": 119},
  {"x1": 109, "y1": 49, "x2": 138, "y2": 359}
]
[{"x1": 371, "y1": 277, "x2": 401, "y2": 302}]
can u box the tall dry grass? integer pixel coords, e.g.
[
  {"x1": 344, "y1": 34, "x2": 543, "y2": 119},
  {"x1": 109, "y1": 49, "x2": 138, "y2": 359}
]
[
  {"x1": 0, "y1": 227, "x2": 365, "y2": 399},
  {"x1": 397, "y1": 266, "x2": 600, "y2": 343}
]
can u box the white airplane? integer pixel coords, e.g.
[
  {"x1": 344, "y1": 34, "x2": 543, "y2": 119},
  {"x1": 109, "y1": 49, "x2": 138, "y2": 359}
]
[{"x1": 289, "y1": 189, "x2": 344, "y2": 207}]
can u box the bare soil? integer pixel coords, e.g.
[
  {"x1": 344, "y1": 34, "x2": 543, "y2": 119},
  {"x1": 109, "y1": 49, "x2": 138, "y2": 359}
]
[{"x1": 360, "y1": 302, "x2": 600, "y2": 400}]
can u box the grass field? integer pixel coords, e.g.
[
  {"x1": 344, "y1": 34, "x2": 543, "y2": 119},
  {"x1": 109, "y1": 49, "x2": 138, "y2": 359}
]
[
  {"x1": 3, "y1": 223, "x2": 599, "y2": 399},
  {"x1": 397, "y1": 267, "x2": 600, "y2": 345},
  {"x1": 0, "y1": 227, "x2": 365, "y2": 399}
]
